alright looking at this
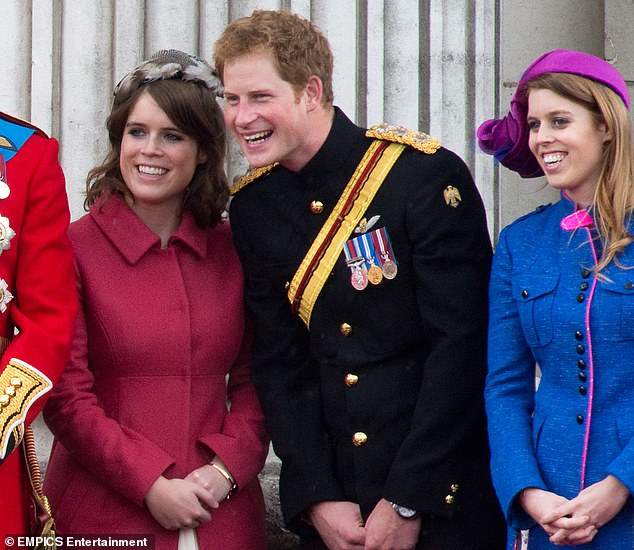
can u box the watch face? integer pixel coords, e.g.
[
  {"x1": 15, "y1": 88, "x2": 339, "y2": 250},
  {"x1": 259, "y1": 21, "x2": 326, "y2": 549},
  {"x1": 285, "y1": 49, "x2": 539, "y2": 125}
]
[{"x1": 391, "y1": 502, "x2": 418, "y2": 519}]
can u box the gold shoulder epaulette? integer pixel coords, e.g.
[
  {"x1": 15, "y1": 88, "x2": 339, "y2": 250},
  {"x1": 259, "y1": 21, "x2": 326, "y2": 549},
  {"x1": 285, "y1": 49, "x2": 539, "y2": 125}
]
[
  {"x1": 366, "y1": 123, "x2": 441, "y2": 154},
  {"x1": 230, "y1": 163, "x2": 280, "y2": 195}
]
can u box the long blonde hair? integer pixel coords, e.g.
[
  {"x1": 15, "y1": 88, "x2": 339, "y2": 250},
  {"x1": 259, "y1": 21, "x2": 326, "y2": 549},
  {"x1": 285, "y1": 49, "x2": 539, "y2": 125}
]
[{"x1": 525, "y1": 73, "x2": 634, "y2": 272}]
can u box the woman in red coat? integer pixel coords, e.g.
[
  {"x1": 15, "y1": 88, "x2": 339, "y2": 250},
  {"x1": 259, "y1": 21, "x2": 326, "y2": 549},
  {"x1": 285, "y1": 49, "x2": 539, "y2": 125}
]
[
  {"x1": 0, "y1": 113, "x2": 77, "y2": 538},
  {"x1": 43, "y1": 50, "x2": 268, "y2": 550}
]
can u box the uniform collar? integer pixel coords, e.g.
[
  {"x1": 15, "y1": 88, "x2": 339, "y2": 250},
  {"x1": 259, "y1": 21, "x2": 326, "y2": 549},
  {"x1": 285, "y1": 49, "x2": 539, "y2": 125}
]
[
  {"x1": 559, "y1": 192, "x2": 594, "y2": 231},
  {"x1": 297, "y1": 107, "x2": 366, "y2": 185},
  {"x1": 89, "y1": 193, "x2": 208, "y2": 264}
]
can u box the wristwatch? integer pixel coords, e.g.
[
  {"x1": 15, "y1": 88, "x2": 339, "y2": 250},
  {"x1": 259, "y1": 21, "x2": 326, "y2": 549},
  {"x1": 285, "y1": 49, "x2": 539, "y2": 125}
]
[{"x1": 390, "y1": 501, "x2": 419, "y2": 519}]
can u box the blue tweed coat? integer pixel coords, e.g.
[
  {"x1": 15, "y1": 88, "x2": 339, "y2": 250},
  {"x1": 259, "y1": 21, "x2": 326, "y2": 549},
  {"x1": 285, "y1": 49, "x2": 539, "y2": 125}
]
[{"x1": 486, "y1": 193, "x2": 634, "y2": 549}]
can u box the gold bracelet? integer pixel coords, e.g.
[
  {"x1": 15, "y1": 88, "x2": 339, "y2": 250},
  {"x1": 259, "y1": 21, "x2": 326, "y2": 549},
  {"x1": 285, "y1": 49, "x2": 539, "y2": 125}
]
[{"x1": 211, "y1": 462, "x2": 237, "y2": 499}]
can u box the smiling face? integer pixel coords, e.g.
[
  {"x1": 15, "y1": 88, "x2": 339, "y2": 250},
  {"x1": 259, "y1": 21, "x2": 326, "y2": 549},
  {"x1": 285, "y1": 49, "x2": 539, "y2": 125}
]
[
  {"x1": 120, "y1": 92, "x2": 206, "y2": 213},
  {"x1": 527, "y1": 88, "x2": 611, "y2": 206},
  {"x1": 222, "y1": 50, "x2": 322, "y2": 172}
]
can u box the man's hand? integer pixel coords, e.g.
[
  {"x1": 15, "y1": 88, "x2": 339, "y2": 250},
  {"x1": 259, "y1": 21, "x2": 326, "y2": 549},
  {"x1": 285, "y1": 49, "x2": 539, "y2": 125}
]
[
  {"x1": 307, "y1": 501, "x2": 366, "y2": 550},
  {"x1": 364, "y1": 499, "x2": 420, "y2": 550}
]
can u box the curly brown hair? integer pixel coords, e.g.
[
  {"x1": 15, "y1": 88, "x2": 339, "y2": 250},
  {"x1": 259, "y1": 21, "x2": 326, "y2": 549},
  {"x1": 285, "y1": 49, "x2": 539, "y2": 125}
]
[
  {"x1": 86, "y1": 78, "x2": 229, "y2": 228},
  {"x1": 214, "y1": 10, "x2": 334, "y2": 105}
]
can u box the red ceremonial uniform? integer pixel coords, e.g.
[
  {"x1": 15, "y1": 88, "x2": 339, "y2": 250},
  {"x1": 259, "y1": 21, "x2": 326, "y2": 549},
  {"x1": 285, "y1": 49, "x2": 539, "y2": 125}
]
[{"x1": 0, "y1": 113, "x2": 77, "y2": 537}]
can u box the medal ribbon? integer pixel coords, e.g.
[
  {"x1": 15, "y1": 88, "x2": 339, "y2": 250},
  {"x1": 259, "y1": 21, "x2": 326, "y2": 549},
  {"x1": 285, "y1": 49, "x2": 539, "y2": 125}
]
[
  {"x1": 287, "y1": 141, "x2": 405, "y2": 327},
  {"x1": 351, "y1": 238, "x2": 366, "y2": 269},
  {"x1": 360, "y1": 233, "x2": 379, "y2": 267},
  {"x1": 373, "y1": 227, "x2": 395, "y2": 264},
  {"x1": 343, "y1": 239, "x2": 361, "y2": 266}
]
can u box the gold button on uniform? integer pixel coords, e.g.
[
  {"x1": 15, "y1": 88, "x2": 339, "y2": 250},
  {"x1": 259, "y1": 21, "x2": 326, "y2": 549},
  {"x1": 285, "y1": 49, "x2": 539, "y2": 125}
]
[
  {"x1": 445, "y1": 494, "x2": 455, "y2": 505},
  {"x1": 344, "y1": 373, "x2": 359, "y2": 386},
  {"x1": 340, "y1": 323, "x2": 352, "y2": 336},
  {"x1": 310, "y1": 200, "x2": 324, "y2": 214},
  {"x1": 352, "y1": 432, "x2": 368, "y2": 446}
]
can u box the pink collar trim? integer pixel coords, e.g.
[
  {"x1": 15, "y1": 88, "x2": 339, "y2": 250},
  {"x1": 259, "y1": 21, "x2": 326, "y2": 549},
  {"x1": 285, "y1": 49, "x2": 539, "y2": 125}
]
[{"x1": 560, "y1": 209, "x2": 594, "y2": 231}]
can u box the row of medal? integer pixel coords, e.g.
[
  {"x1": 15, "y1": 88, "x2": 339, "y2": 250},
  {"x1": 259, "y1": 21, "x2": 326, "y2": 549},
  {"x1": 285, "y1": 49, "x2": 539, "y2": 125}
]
[
  {"x1": 0, "y1": 156, "x2": 15, "y2": 313},
  {"x1": 343, "y1": 227, "x2": 398, "y2": 291}
]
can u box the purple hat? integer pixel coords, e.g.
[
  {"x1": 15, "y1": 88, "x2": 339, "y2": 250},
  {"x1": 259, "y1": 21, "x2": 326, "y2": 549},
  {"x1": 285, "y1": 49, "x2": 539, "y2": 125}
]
[{"x1": 477, "y1": 49, "x2": 630, "y2": 178}]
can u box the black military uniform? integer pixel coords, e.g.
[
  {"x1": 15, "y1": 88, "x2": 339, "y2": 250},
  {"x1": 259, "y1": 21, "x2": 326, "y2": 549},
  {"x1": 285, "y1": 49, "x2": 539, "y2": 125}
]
[{"x1": 229, "y1": 108, "x2": 505, "y2": 549}]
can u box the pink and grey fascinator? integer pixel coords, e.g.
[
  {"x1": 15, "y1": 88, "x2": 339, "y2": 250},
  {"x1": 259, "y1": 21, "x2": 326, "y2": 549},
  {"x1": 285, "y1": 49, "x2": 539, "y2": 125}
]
[
  {"x1": 113, "y1": 49, "x2": 222, "y2": 107},
  {"x1": 477, "y1": 49, "x2": 630, "y2": 178}
]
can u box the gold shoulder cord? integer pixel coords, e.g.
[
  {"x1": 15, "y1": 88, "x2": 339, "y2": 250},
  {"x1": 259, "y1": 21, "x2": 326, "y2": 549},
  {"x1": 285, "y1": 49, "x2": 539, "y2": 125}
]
[
  {"x1": 229, "y1": 163, "x2": 279, "y2": 196},
  {"x1": 365, "y1": 123, "x2": 441, "y2": 154}
]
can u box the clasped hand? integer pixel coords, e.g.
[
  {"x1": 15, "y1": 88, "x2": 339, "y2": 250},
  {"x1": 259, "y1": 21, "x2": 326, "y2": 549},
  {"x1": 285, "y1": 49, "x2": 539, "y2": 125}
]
[
  {"x1": 144, "y1": 464, "x2": 232, "y2": 530},
  {"x1": 307, "y1": 498, "x2": 420, "y2": 550},
  {"x1": 520, "y1": 475, "x2": 629, "y2": 546}
]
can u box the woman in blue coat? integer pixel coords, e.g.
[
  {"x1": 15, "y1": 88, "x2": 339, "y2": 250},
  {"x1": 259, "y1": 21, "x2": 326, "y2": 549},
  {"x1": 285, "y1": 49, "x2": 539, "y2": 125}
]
[{"x1": 478, "y1": 50, "x2": 634, "y2": 549}]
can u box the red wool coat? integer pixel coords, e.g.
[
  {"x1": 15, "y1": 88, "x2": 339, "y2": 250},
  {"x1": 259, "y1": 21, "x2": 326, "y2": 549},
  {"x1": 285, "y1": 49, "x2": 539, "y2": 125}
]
[
  {"x1": 43, "y1": 194, "x2": 268, "y2": 550},
  {"x1": 0, "y1": 113, "x2": 77, "y2": 537}
]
